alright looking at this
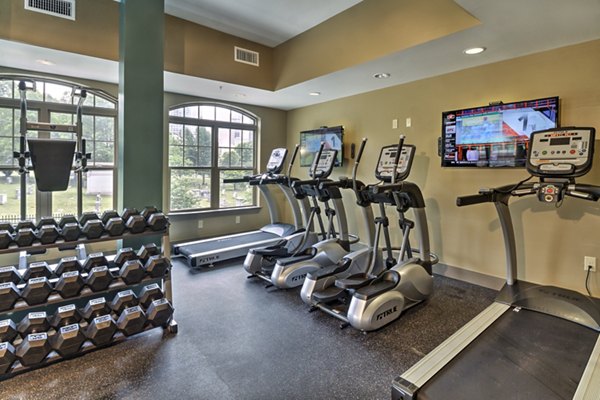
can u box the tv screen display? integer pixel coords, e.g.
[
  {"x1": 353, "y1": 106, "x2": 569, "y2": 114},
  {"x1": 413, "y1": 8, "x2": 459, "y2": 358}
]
[
  {"x1": 299, "y1": 125, "x2": 344, "y2": 167},
  {"x1": 441, "y1": 96, "x2": 559, "y2": 167}
]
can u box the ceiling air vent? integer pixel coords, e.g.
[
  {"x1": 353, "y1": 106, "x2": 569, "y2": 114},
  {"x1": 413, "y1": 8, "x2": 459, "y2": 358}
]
[
  {"x1": 234, "y1": 46, "x2": 259, "y2": 67},
  {"x1": 24, "y1": 0, "x2": 76, "y2": 20}
]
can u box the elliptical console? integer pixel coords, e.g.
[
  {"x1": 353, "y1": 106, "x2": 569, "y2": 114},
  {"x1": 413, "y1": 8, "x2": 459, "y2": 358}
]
[
  {"x1": 265, "y1": 148, "x2": 288, "y2": 174},
  {"x1": 375, "y1": 144, "x2": 415, "y2": 182}
]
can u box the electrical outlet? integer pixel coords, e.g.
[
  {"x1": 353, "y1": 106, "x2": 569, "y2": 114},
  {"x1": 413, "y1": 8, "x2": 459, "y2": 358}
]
[
  {"x1": 197, "y1": 220, "x2": 203, "y2": 229},
  {"x1": 235, "y1": 216, "x2": 240, "y2": 224},
  {"x1": 584, "y1": 256, "x2": 596, "y2": 272}
]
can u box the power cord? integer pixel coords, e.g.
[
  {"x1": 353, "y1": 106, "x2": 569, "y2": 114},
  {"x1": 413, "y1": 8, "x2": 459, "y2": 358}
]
[{"x1": 585, "y1": 265, "x2": 593, "y2": 297}]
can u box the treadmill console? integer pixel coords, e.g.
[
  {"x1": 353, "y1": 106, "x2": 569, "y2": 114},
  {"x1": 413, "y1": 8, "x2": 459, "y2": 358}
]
[
  {"x1": 375, "y1": 144, "x2": 415, "y2": 182},
  {"x1": 309, "y1": 149, "x2": 337, "y2": 179},
  {"x1": 527, "y1": 127, "x2": 595, "y2": 177},
  {"x1": 266, "y1": 148, "x2": 288, "y2": 174}
]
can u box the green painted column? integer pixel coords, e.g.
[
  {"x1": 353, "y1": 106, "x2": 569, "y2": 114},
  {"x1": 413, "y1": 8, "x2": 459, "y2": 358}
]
[{"x1": 117, "y1": 0, "x2": 164, "y2": 212}]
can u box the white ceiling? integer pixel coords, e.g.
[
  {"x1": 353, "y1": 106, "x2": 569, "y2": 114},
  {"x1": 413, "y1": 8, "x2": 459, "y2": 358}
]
[{"x1": 1, "y1": 0, "x2": 600, "y2": 110}]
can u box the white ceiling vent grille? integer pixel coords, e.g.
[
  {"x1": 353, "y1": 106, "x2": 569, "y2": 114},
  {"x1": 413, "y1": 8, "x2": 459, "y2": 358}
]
[
  {"x1": 234, "y1": 46, "x2": 259, "y2": 67},
  {"x1": 25, "y1": 0, "x2": 76, "y2": 20}
]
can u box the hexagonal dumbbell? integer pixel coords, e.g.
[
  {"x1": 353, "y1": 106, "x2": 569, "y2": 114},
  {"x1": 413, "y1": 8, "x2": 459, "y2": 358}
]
[
  {"x1": 113, "y1": 247, "x2": 138, "y2": 267},
  {"x1": 101, "y1": 210, "x2": 125, "y2": 237},
  {"x1": 81, "y1": 297, "x2": 111, "y2": 321},
  {"x1": 122, "y1": 208, "x2": 146, "y2": 234},
  {"x1": 36, "y1": 217, "x2": 60, "y2": 245},
  {"x1": 116, "y1": 305, "x2": 147, "y2": 337},
  {"x1": 0, "y1": 342, "x2": 16, "y2": 374},
  {"x1": 16, "y1": 332, "x2": 51, "y2": 366},
  {"x1": 0, "y1": 222, "x2": 14, "y2": 234},
  {"x1": 17, "y1": 312, "x2": 50, "y2": 337},
  {"x1": 142, "y1": 207, "x2": 168, "y2": 231},
  {"x1": 85, "y1": 266, "x2": 114, "y2": 292},
  {"x1": 139, "y1": 283, "x2": 164, "y2": 308},
  {"x1": 59, "y1": 215, "x2": 81, "y2": 242},
  {"x1": 83, "y1": 253, "x2": 108, "y2": 272},
  {"x1": 146, "y1": 298, "x2": 174, "y2": 328},
  {"x1": 55, "y1": 256, "x2": 83, "y2": 276},
  {"x1": 21, "y1": 277, "x2": 53, "y2": 305},
  {"x1": 14, "y1": 221, "x2": 36, "y2": 247},
  {"x1": 49, "y1": 305, "x2": 85, "y2": 358},
  {"x1": 0, "y1": 266, "x2": 21, "y2": 285},
  {"x1": 0, "y1": 319, "x2": 18, "y2": 343},
  {"x1": 110, "y1": 290, "x2": 138, "y2": 314},
  {"x1": 144, "y1": 255, "x2": 171, "y2": 278},
  {"x1": 137, "y1": 243, "x2": 160, "y2": 264},
  {"x1": 84, "y1": 315, "x2": 117, "y2": 347},
  {"x1": 119, "y1": 260, "x2": 145, "y2": 285},
  {"x1": 55, "y1": 271, "x2": 85, "y2": 298},
  {"x1": 79, "y1": 212, "x2": 100, "y2": 227},
  {"x1": 0, "y1": 229, "x2": 13, "y2": 249},
  {"x1": 22, "y1": 261, "x2": 54, "y2": 281},
  {"x1": 81, "y1": 219, "x2": 104, "y2": 240},
  {"x1": 0, "y1": 282, "x2": 21, "y2": 311}
]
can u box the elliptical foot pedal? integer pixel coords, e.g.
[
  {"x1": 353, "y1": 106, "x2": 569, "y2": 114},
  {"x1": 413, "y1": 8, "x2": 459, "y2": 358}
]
[{"x1": 313, "y1": 286, "x2": 346, "y2": 303}]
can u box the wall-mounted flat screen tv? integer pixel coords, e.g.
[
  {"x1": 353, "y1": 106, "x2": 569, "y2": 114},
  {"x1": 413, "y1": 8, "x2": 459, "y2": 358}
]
[
  {"x1": 441, "y1": 96, "x2": 559, "y2": 167},
  {"x1": 299, "y1": 125, "x2": 344, "y2": 167}
]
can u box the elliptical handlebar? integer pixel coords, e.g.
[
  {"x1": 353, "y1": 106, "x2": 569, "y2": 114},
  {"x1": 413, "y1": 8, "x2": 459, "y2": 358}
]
[
  {"x1": 311, "y1": 142, "x2": 326, "y2": 178},
  {"x1": 352, "y1": 138, "x2": 367, "y2": 194},
  {"x1": 287, "y1": 144, "x2": 299, "y2": 188},
  {"x1": 391, "y1": 135, "x2": 405, "y2": 184}
]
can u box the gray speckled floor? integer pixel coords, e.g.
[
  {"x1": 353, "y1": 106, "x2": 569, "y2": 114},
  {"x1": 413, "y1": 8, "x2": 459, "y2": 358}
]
[{"x1": 0, "y1": 259, "x2": 496, "y2": 400}]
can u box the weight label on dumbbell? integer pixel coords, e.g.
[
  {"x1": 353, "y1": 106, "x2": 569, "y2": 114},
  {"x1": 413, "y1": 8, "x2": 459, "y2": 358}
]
[
  {"x1": 0, "y1": 320, "x2": 9, "y2": 328},
  {"x1": 118, "y1": 290, "x2": 134, "y2": 298},
  {"x1": 0, "y1": 283, "x2": 12, "y2": 290},
  {"x1": 91, "y1": 266, "x2": 108, "y2": 272},
  {"x1": 90, "y1": 297, "x2": 106, "y2": 306},
  {"x1": 30, "y1": 261, "x2": 47, "y2": 268},
  {"x1": 0, "y1": 267, "x2": 15, "y2": 273},
  {"x1": 61, "y1": 324, "x2": 79, "y2": 334},
  {"x1": 29, "y1": 332, "x2": 47, "y2": 341},
  {"x1": 94, "y1": 315, "x2": 112, "y2": 327},
  {"x1": 58, "y1": 304, "x2": 76, "y2": 313},
  {"x1": 0, "y1": 342, "x2": 7, "y2": 350},
  {"x1": 153, "y1": 298, "x2": 168, "y2": 306},
  {"x1": 62, "y1": 271, "x2": 79, "y2": 278},
  {"x1": 29, "y1": 277, "x2": 46, "y2": 284},
  {"x1": 145, "y1": 283, "x2": 160, "y2": 291},
  {"x1": 90, "y1": 252, "x2": 104, "y2": 258},
  {"x1": 62, "y1": 256, "x2": 78, "y2": 262},
  {"x1": 124, "y1": 306, "x2": 142, "y2": 315},
  {"x1": 29, "y1": 312, "x2": 46, "y2": 319}
]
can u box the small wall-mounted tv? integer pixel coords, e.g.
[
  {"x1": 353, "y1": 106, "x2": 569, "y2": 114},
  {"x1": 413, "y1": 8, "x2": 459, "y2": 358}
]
[
  {"x1": 441, "y1": 96, "x2": 559, "y2": 168},
  {"x1": 299, "y1": 125, "x2": 344, "y2": 167}
]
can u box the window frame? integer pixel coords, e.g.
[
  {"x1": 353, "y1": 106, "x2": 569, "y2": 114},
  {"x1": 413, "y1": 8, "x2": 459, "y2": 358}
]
[
  {"x1": 168, "y1": 102, "x2": 258, "y2": 214},
  {"x1": 0, "y1": 75, "x2": 118, "y2": 221}
]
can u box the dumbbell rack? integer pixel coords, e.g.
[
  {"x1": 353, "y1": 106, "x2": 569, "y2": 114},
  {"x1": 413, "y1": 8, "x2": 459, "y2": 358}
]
[{"x1": 0, "y1": 225, "x2": 177, "y2": 380}]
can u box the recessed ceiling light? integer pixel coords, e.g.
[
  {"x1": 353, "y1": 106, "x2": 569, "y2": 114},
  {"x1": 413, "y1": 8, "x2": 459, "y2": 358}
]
[
  {"x1": 463, "y1": 47, "x2": 486, "y2": 55},
  {"x1": 36, "y1": 59, "x2": 55, "y2": 66},
  {"x1": 373, "y1": 73, "x2": 391, "y2": 79},
  {"x1": 309, "y1": 92, "x2": 321, "y2": 96}
]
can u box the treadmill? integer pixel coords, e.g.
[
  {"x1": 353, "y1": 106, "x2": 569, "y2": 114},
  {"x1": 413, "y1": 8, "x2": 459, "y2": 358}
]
[
  {"x1": 392, "y1": 127, "x2": 600, "y2": 400},
  {"x1": 173, "y1": 148, "x2": 305, "y2": 268}
]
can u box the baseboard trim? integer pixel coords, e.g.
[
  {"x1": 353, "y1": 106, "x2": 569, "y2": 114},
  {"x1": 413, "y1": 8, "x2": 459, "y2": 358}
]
[{"x1": 433, "y1": 263, "x2": 504, "y2": 290}]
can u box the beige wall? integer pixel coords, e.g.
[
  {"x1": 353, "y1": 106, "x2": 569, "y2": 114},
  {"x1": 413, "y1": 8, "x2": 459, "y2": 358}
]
[{"x1": 286, "y1": 39, "x2": 600, "y2": 294}]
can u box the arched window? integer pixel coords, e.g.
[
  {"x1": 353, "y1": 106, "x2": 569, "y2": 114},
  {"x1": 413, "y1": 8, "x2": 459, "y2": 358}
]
[
  {"x1": 168, "y1": 103, "x2": 258, "y2": 212},
  {"x1": 0, "y1": 75, "x2": 117, "y2": 221}
]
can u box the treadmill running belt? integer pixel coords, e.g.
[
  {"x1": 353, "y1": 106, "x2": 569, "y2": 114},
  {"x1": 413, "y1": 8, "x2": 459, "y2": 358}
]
[
  {"x1": 177, "y1": 231, "x2": 277, "y2": 257},
  {"x1": 419, "y1": 308, "x2": 598, "y2": 400}
]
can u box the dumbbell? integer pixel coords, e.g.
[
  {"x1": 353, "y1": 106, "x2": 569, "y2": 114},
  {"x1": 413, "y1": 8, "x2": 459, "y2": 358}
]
[
  {"x1": 110, "y1": 290, "x2": 138, "y2": 314},
  {"x1": 14, "y1": 221, "x2": 36, "y2": 247},
  {"x1": 22, "y1": 261, "x2": 54, "y2": 281},
  {"x1": 141, "y1": 206, "x2": 169, "y2": 232},
  {"x1": 82, "y1": 253, "x2": 114, "y2": 291},
  {"x1": 101, "y1": 210, "x2": 126, "y2": 237},
  {"x1": 21, "y1": 276, "x2": 53, "y2": 305},
  {"x1": 0, "y1": 266, "x2": 21, "y2": 285},
  {"x1": 83, "y1": 253, "x2": 109, "y2": 272},
  {"x1": 55, "y1": 257, "x2": 83, "y2": 276},
  {"x1": 0, "y1": 342, "x2": 16, "y2": 374},
  {"x1": 49, "y1": 304, "x2": 85, "y2": 357},
  {"x1": 139, "y1": 284, "x2": 164, "y2": 308},
  {"x1": 81, "y1": 298, "x2": 117, "y2": 347},
  {"x1": 35, "y1": 217, "x2": 60, "y2": 245},
  {"x1": 113, "y1": 248, "x2": 144, "y2": 284},
  {"x1": 146, "y1": 298, "x2": 175, "y2": 328},
  {"x1": 144, "y1": 255, "x2": 171, "y2": 278},
  {"x1": 122, "y1": 208, "x2": 146, "y2": 234},
  {"x1": 0, "y1": 319, "x2": 18, "y2": 343},
  {"x1": 15, "y1": 312, "x2": 52, "y2": 366},
  {"x1": 55, "y1": 271, "x2": 85, "y2": 298},
  {"x1": 79, "y1": 212, "x2": 104, "y2": 240},
  {"x1": 137, "y1": 243, "x2": 160, "y2": 264},
  {"x1": 0, "y1": 223, "x2": 14, "y2": 249},
  {"x1": 116, "y1": 305, "x2": 147, "y2": 337},
  {"x1": 58, "y1": 215, "x2": 81, "y2": 242},
  {"x1": 0, "y1": 282, "x2": 20, "y2": 311}
]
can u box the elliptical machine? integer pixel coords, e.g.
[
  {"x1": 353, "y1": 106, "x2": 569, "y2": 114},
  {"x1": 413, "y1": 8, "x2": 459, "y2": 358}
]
[
  {"x1": 308, "y1": 137, "x2": 435, "y2": 331},
  {"x1": 269, "y1": 144, "x2": 355, "y2": 289},
  {"x1": 243, "y1": 145, "x2": 326, "y2": 282}
]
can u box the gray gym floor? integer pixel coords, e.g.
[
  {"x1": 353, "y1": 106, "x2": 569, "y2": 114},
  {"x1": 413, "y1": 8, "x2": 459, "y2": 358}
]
[{"x1": 0, "y1": 259, "x2": 495, "y2": 400}]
